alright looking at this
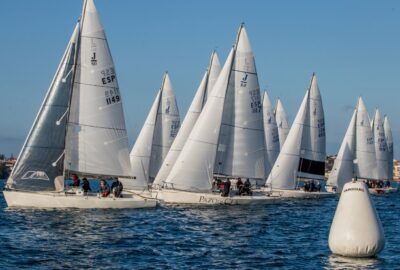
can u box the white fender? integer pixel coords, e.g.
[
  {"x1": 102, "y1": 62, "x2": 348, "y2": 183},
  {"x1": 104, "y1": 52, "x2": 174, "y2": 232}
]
[{"x1": 328, "y1": 180, "x2": 385, "y2": 257}]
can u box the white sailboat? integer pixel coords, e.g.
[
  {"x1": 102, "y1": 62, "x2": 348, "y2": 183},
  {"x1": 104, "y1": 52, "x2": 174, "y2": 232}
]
[
  {"x1": 128, "y1": 72, "x2": 180, "y2": 188},
  {"x1": 275, "y1": 99, "x2": 290, "y2": 150},
  {"x1": 153, "y1": 51, "x2": 221, "y2": 188},
  {"x1": 3, "y1": 0, "x2": 156, "y2": 208},
  {"x1": 383, "y1": 116, "x2": 397, "y2": 193},
  {"x1": 264, "y1": 73, "x2": 333, "y2": 198},
  {"x1": 263, "y1": 91, "x2": 280, "y2": 177},
  {"x1": 384, "y1": 116, "x2": 394, "y2": 179},
  {"x1": 326, "y1": 97, "x2": 379, "y2": 193},
  {"x1": 368, "y1": 112, "x2": 397, "y2": 195},
  {"x1": 159, "y1": 24, "x2": 279, "y2": 205}
]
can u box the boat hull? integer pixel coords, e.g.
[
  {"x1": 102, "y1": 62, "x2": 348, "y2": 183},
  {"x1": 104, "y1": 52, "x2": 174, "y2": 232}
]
[
  {"x1": 368, "y1": 187, "x2": 398, "y2": 195},
  {"x1": 265, "y1": 188, "x2": 336, "y2": 198},
  {"x1": 3, "y1": 190, "x2": 156, "y2": 209},
  {"x1": 158, "y1": 189, "x2": 281, "y2": 205}
]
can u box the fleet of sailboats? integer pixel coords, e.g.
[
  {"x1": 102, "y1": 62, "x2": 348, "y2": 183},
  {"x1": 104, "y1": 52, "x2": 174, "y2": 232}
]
[
  {"x1": 327, "y1": 98, "x2": 396, "y2": 194},
  {"x1": 152, "y1": 51, "x2": 221, "y2": 189},
  {"x1": 2, "y1": 0, "x2": 397, "y2": 209},
  {"x1": 157, "y1": 24, "x2": 280, "y2": 204},
  {"x1": 263, "y1": 74, "x2": 334, "y2": 198}
]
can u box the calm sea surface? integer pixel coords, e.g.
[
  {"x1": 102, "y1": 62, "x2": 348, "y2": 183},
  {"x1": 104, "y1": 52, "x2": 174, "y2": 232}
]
[{"x1": 0, "y1": 179, "x2": 399, "y2": 269}]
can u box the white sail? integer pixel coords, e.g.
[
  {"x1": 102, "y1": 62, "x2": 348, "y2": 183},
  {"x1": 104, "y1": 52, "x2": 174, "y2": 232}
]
[
  {"x1": 327, "y1": 109, "x2": 356, "y2": 192},
  {"x1": 149, "y1": 73, "x2": 180, "y2": 180},
  {"x1": 65, "y1": 0, "x2": 132, "y2": 178},
  {"x1": 127, "y1": 91, "x2": 161, "y2": 188},
  {"x1": 266, "y1": 90, "x2": 309, "y2": 189},
  {"x1": 298, "y1": 74, "x2": 326, "y2": 180},
  {"x1": 384, "y1": 116, "x2": 393, "y2": 180},
  {"x1": 153, "y1": 52, "x2": 221, "y2": 186},
  {"x1": 275, "y1": 99, "x2": 290, "y2": 149},
  {"x1": 354, "y1": 97, "x2": 377, "y2": 180},
  {"x1": 372, "y1": 109, "x2": 388, "y2": 180},
  {"x1": 217, "y1": 25, "x2": 265, "y2": 179},
  {"x1": 7, "y1": 24, "x2": 79, "y2": 191},
  {"x1": 204, "y1": 51, "x2": 221, "y2": 101},
  {"x1": 263, "y1": 91, "x2": 280, "y2": 176},
  {"x1": 165, "y1": 49, "x2": 235, "y2": 192}
]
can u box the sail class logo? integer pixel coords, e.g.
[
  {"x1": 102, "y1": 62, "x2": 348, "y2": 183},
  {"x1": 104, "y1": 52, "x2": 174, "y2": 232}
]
[{"x1": 91, "y1": 52, "x2": 97, "y2": 66}]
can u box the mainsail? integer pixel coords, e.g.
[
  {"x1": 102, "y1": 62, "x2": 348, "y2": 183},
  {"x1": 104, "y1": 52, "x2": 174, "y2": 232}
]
[
  {"x1": 275, "y1": 99, "x2": 290, "y2": 149},
  {"x1": 266, "y1": 73, "x2": 326, "y2": 189},
  {"x1": 65, "y1": 0, "x2": 132, "y2": 178},
  {"x1": 263, "y1": 91, "x2": 280, "y2": 176},
  {"x1": 215, "y1": 25, "x2": 265, "y2": 179},
  {"x1": 128, "y1": 72, "x2": 180, "y2": 186},
  {"x1": 372, "y1": 109, "x2": 388, "y2": 180},
  {"x1": 298, "y1": 74, "x2": 326, "y2": 180},
  {"x1": 384, "y1": 116, "x2": 393, "y2": 180},
  {"x1": 7, "y1": 25, "x2": 79, "y2": 192},
  {"x1": 153, "y1": 52, "x2": 221, "y2": 186},
  {"x1": 354, "y1": 98, "x2": 377, "y2": 180}
]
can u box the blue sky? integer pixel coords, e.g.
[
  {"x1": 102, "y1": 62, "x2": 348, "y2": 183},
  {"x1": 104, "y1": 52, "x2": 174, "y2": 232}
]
[{"x1": 0, "y1": 0, "x2": 399, "y2": 158}]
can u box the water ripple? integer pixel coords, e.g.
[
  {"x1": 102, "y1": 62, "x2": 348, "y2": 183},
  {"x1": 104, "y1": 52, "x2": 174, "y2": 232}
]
[{"x1": 0, "y1": 180, "x2": 399, "y2": 269}]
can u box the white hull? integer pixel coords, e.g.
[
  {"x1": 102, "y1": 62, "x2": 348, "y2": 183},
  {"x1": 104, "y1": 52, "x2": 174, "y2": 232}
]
[
  {"x1": 3, "y1": 190, "x2": 156, "y2": 209},
  {"x1": 158, "y1": 189, "x2": 281, "y2": 205},
  {"x1": 368, "y1": 187, "x2": 398, "y2": 195},
  {"x1": 264, "y1": 188, "x2": 336, "y2": 198}
]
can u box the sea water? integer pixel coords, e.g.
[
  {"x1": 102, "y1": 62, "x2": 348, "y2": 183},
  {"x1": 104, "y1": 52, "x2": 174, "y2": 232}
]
[{"x1": 0, "y1": 179, "x2": 399, "y2": 269}]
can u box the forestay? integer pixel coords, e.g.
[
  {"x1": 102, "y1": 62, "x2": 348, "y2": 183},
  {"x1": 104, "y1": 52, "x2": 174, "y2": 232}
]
[
  {"x1": 7, "y1": 25, "x2": 79, "y2": 192},
  {"x1": 153, "y1": 52, "x2": 220, "y2": 186},
  {"x1": 65, "y1": 0, "x2": 132, "y2": 178}
]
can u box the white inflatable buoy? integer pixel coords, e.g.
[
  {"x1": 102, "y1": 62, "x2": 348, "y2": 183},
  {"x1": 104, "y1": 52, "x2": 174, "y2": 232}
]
[{"x1": 328, "y1": 180, "x2": 385, "y2": 257}]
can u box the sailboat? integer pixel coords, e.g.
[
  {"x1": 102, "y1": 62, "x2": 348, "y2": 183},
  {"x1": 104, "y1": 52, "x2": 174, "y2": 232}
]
[
  {"x1": 368, "y1": 111, "x2": 397, "y2": 195},
  {"x1": 263, "y1": 73, "x2": 334, "y2": 198},
  {"x1": 383, "y1": 116, "x2": 397, "y2": 193},
  {"x1": 3, "y1": 0, "x2": 156, "y2": 208},
  {"x1": 128, "y1": 72, "x2": 180, "y2": 189},
  {"x1": 326, "y1": 97, "x2": 379, "y2": 193},
  {"x1": 158, "y1": 24, "x2": 280, "y2": 205},
  {"x1": 275, "y1": 99, "x2": 290, "y2": 149},
  {"x1": 263, "y1": 91, "x2": 280, "y2": 177},
  {"x1": 153, "y1": 51, "x2": 221, "y2": 188}
]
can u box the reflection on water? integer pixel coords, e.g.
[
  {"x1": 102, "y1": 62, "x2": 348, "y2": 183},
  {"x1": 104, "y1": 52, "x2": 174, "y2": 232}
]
[
  {"x1": 326, "y1": 254, "x2": 384, "y2": 269},
  {"x1": 1, "y1": 179, "x2": 400, "y2": 269}
]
